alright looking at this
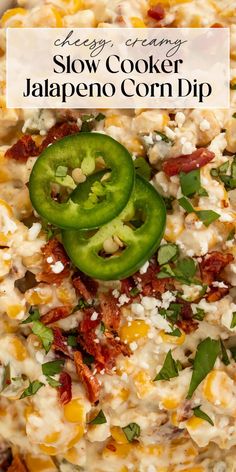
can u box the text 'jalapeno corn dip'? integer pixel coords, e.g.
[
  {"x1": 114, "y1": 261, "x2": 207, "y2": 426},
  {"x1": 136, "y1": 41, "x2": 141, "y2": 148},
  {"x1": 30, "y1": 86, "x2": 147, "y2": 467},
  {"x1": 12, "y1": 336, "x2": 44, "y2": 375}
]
[{"x1": 1, "y1": 0, "x2": 236, "y2": 472}]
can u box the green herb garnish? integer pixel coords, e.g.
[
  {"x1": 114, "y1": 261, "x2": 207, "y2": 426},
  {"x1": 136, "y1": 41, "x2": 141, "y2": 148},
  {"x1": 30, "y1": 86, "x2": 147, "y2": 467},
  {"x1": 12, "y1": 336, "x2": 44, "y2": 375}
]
[
  {"x1": 20, "y1": 380, "x2": 44, "y2": 399},
  {"x1": 32, "y1": 321, "x2": 53, "y2": 354},
  {"x1": 21, "y1": 307, "x2": 40, "y2": 324},
  {"x1": 155, "y1": 131, "x2": 172, "y2": 144},
  {"x1": 42, "y1": 360, "x2": 65, "y2": 377},
  {"x1": 178, "y1": 197, "x2": 220, "y2": 227},
  {"x1": 122, "y1": 423, "x2": 141, "y2": 442},
  {"x1": 193, "y1": 406, "x2": 214, "y2": 426},
  {"x1": 230, "y1": 312, "x2": 236, "y2": 329},
  {"x1": 88, "y1": 410, "x2": 107, "y2": 425},
  {"x1": 220, "y1": 339, "x2": 230, "y2": 366},
  {"x1": 154, "y1": 350, "x2": 179, "y2": 381},
  {"x1": 187, "y1": 338, "x2": 220, "y2": 399},
  {"x1": 157, "y1": 244, "x2": 179, "y2": 265}
]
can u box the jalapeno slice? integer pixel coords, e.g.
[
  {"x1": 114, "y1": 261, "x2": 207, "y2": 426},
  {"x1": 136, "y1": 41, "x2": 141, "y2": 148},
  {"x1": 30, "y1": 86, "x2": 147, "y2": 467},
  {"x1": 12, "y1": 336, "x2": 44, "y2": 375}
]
[
  {"x1": 62, "y1": 173, "x2": 166, "y2": 280},
  {"x1": 29, "y1": 133, "x2": 134, "y2": 230}
]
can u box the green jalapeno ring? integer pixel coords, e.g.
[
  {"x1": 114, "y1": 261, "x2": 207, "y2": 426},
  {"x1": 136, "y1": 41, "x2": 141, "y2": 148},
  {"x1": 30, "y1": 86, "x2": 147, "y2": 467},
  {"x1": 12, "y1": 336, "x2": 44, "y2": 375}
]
[
  {"x1": 29, "y1": 133, "x2": 134, "y2": 230},
  {"x1": 62, "y1": 173, "x2": 166, "y2": 280}
]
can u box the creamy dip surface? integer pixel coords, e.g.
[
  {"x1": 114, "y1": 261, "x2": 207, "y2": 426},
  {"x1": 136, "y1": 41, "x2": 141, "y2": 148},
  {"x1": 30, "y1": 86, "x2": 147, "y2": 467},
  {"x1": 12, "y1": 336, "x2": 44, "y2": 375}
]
[{"x1": 0, "y1": 1, "x2": 236, "y2": 472}]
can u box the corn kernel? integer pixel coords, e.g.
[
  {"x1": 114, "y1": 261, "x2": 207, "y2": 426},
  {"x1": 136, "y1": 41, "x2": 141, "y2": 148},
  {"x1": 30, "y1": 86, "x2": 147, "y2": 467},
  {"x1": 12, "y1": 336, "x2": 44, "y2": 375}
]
[
  {"x1": 165, "y1": 214, "x2": 184, "y2": 242},
  {"x1": 50, "y1": 7, "x2": 64, "y2": 27},
  {"x1": 185, "y1": 416, "x2": 205, "y2": 430},
  {"x1": 63, "y1": 447, "x2": 80, "y2": 465},
  {"x1": 64, "y1": 399, "x2": 85, "y2": 423},
  {"x1": 105, "y1": 115, "x2": 123, "y2": 128},
  {"x1": 203, "y1": 370, "x2": 233, "y2": 407},
  {"x1": 170, "y1": 412, "x2": 178, "y2": 426},
  {"x1": 103, "y1": 440, "x2": 132, "y2": 459},
  {"x1": 111, "y1": 427, "x2": 128, "y2": 444},
  {"x1": 138, "y1": 444, "x2": 163, "y2": 456},
  {"x1": 24, "y1": 454, "x2": 57, "y2": 472},
  {"x1": 44, "y1": 432, "x2": 60, "y2": 444},
  {"x1": 131, "y1": 17, "x2": 146, "y2": 28},
  {"x1": 159, "y1": 330, "x2": 185, "y2": 345},
  {"x1": 161, "y1": 397, "x2": 180, "y2": 410},
  {"x1": 0, "y1": 199, "x2": 13, "y2": 216},
  {"x1": 67, "y1": 425, "x2": 84, "y2": 447},
  {"x1": 56, "y1": 287, "x2": 73, "y2": 304},
  {"x1": 25, "y1": 290, "x2": 52, "y2": 306},
  {"x1": 133, "y1": 370, "x2": 154, "y2": 398},
  {"x1": 6, "y1": 305, "x2": 23, "y2": 320},
  {"x1": 180, "y1": 468, "x2": 205, "y2": 472},
  {"x1": 39, "y1": 445, "x2": 58, "y2": 456},
  {"x1": 0, "y1": 8, "x2": 27, "y2": 27},
  {"x1": 119, "y1": 320, "x2": 149, "y2": 343},
  {"x1": 127, "y1": 137, "x2": 144, "y2": 154},
  {"x1": 190, "y1": 15, "x2": 202, "y2": 27},
  {"x1": 10, "y1": 337, "x2": 27, "y2": 361}
]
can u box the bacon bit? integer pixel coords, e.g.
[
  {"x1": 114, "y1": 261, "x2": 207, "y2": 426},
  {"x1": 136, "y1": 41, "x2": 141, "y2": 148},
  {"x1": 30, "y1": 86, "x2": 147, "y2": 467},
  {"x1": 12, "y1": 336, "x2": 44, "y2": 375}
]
[
  {"x1": 58, "y1": 372, "x2": 72, "y2": 405},
  {"x1": 78, "y1": 306, "x2": 130, "y2": 372},
  {"x1": 5, "y1": 135, "x2": 39, "y2": 162},
  {"x1": 52, "y1": 327, "x2": 72, "y2": 358},
  {"x1": 106, "y1": 443, "x2": 117, "y2": 452},
  {"x1": 80, "y1": 308, "x2": 101, "y2": 333},
  {"x1": 147, "y1": 4, "x2": 165, "y2": 21},
  {"x1": 99, "y1": 291, "x2": 121, "y2": 331},
  {"x1": 206, "y1": 286, "x2": 229, "y2": 303},
  {"x1": 163, "y1": 148, "x2": 215, "y2": 176},
  {"x1": 7, "y1": 456, "x2": 27, "y2": 472},
  {"x1": 41, "y1": 305, "x2": 72, "y2": 325},
  {"x1": 37, "y1": 238, "x2": 70, "y2": 285},
  {"x1": 211, "y1": 23, "x2": 223, "y2": 28},
  {"x1": 72, "y1": 271, "x2": 98, "y2": 302},
  {"x1": 133, "y1": 260, "x2": 171, "y2": 296},
  {"x1": 39, "y1": 122, "x2": 79, "y2": 152},
  {"x1": 176, "y1": 300, "x2": 198, "y2": 334},
  {"x1": 74, "y1": 351, "x2": 100, "y2": 403},
  {"x1": 121, "y1": 277, "x2": 135, "y2": 297},
  {"x1": 199, "y1": 251, "x2": 234, "y2": 285}
]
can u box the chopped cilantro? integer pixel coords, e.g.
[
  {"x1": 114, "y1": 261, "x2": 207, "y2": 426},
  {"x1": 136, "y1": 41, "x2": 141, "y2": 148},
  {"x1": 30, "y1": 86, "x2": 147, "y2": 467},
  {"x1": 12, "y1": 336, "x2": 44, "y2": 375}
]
[
  {"x1": 20, "y1": 380, "x2": 44, "y2": 399},
  {"x1": 220, "y1": 339, "x2": 230, "y2": 366},
  {"x1": 157, "y1": 243, "x2": 179, "y2": 265},
  {"x1": 67, "y1": 335, "x2": 78, "y2": 347},
  {"x1": 230, "y1": 312, "x2": 236, "y2": 329},
  {"x1": 95, "y1": 113, "x2": 105, "y2": 121},
  {"x1": 46, "y1": 376, "x2": 61, "y2": 388},
  {"x1": 178, "y1": 196, "x2": 220, "y2": 227},
  {"x1": 88, "y1": 410, "x2": 107, "y2": 425},
  {"x1": 42, "y1": 359, "x2": 65, "y2": 377},
  {"x1": 193, "y1": 307, "x2": 205, "y2": 321},
  {"x1": 154, "y1": 350, "x2": 179, "y2": 381},
  {"x1": 32, "y1": 321, "x2": 53, "y2": 354},
  {"x1": 122, "y1": 423, "x2": 140, "y2": 442},
  {"x1": 187, "y1": 338, "x2": 220, "y2": 399},
  {"x1": 193, "y1": 406, "x2": 214, "y2": 426},
  {"x1": 21, "y1": 307, "x2": 40, "y2": 324},
  {"x1": 155, "y1": 131, "x2": 172, "y2": 144}
]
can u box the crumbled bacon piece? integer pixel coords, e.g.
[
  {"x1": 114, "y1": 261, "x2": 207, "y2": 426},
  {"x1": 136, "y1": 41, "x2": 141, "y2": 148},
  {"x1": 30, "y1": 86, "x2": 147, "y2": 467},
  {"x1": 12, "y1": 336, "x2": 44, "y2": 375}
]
[
  {"x1": 120, "y1": 278, "x2": 135, "y2": 297},
  {"x1": 163, "y1": 148, "x2": 215, "y2": 176},
  {"x1": 78, "y1": 305, "x2": 130, "y2": 372},
  {"x1": 199, "y1": 251, "x2": 234, "y2": 285},
  {"x1": 99, "y1": 291, "x2": 121, "y2": 331},
  {"x1": 72, "y1": 271, "x2": 98, "y2": 302},
  {"x1": 39, "y1": 122, "x2": 79, "y2": 152},
  {"x1": 5, "y1": 135, "x2": 39, "y2": 162},
  {"x1": 7, "y1": 456, "x2": 27, "y2": 472},
  {"x1": 133, "y1": 260, "x2": 171, "y2": 296},
  {"x1": 147, "y1": 4, "x2": 165, "y2": 21},
  {"x1": 176, "y1": 300, "x2": 198, "y2": 334},
  {"x1": 52, "y1": 327, "x2": 71, "y2": 358},
  {"x1": 58, "y1": 372, "x2": 72, "y2": 405},
  {"x1": 206, "y1": 286, "x2": 229, "y2": 303},
  {"x1": 37, "y1": 238, "x2": 70, "y2": 285},
  {"x1": 211, "y1": 23, "x2": 223, "y2": 28},
  {"x1": 41, "y1": 305, "x2": 72, "y2": 325},
  {"x1": 74, "y1": 351, "x2": 100, "y2": 403}
]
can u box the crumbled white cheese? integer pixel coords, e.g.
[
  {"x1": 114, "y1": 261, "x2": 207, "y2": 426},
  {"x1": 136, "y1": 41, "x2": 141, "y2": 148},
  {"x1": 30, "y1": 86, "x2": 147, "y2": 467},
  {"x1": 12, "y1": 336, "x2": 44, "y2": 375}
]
[
  {"x1": 118, "y1": 294, "x2": 130, "y2": 306},
  {"x1": 141, "y1": 296, "x2": 158, "y2": 311},
  {"x1": 143, "y1": 133, "x2": 154, "y2": 146},
  {"x1": 129, "y1": 341, "x2": 138, "y2": 351},
  {"x1": 161, "y1": 291, "x2": 176, "y2": 310},
  {"x1": 219, "y1": 213, "x2": 233, "y2": 222},
  {"x1": 139, "y1": 261, "x2": 149, "y2": 274},
  {"x1": 50, "y1": 261, "x2": 64, "y2": 274},
  {"x1": 212, "y1": 281, "x2": 228, "y2": 288},
  {"x1": 28, "y1": 222, "x2": 42, "y2": 241},
  {"x1": 35, "y1": 351, "x2": 45, "y2": 364},
  {"x1": 200, "y1": 119, "x2": 210, "y2": 132},
  {"x1": 2, "y1": 253, "x2": 11, "y2": 261},
  {"x1": 90, "y1": 312, "x2": 99, "y2": 321},
  {"x1": 175, "y1": 112, "x2": 186, "y2": 128},
  {"x1": 112, "y1": 289, "x2": 120, "y2": 298},
  {"x1": 164, "y1": 126, "x2": 176, "y2": 140},
  {"x1": 181, "y1": 141, "x2": 196, "y2": 155},
  {"x1": 46, "y1": 256, "x2": 53, "y2": 264},
  {"x1": 131, "y1": 303, "x2": 145, "y2": 317}
]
